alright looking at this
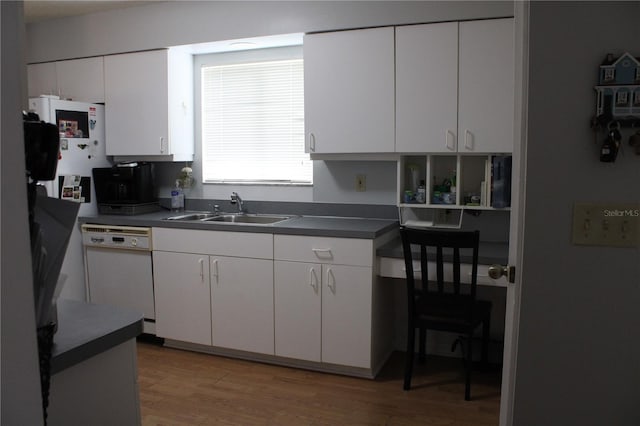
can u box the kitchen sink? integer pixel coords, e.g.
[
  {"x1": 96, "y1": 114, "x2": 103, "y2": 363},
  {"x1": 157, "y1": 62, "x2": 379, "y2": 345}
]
[
  {"x1": 203, "y1": 214, "x2": 291, "y2": 224},
  {"x1": 165, "y1": 212, "x2": 291, "y2": 225},
  {"x1": 165, "y1": 212, "x2": 219, "y2": 221}
]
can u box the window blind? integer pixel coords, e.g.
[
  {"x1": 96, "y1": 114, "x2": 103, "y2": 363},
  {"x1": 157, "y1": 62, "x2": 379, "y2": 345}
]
[{"x1": 201, "y1": 58, "x2": 311, "y2": 183}]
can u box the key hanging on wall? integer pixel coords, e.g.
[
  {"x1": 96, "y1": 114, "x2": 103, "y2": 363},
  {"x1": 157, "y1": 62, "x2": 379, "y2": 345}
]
[{"x1": 600, "y1": 122, "x2": 622, "y2": 162}]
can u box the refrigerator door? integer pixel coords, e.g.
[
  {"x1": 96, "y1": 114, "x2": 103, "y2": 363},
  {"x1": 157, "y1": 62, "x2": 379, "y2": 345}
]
[{"x1": 29, "y1": 97, "x2": 113, "y2": 301}]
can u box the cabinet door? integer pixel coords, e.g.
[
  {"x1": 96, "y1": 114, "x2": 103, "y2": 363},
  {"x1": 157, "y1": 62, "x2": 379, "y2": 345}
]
[
  {"x1": 153, "y1": 251, "x2": 212, "y2": 346},
  {"x1": 210, "y1": 256, "x2": 274, "y2": 355},
  {"x1": 104, "y1": 50, "x2": 169, "y2": 156},
  {"x1": 304, "y1": 27, "x2": 395, "y2": 154},
  {"x1": 274, "y1": 261, "x2": 321, "y2": 362},
  {"x1": 396, "y1": 22, "x2": 459, "y2": 153},
  {"x1": 28, "y1": 62, "x2": 57, "y2": 98},
  {"x1": 56, "y1": 57, "x2": 105, "y2": 103},
  {"x1": 458, "y1": 18, "x2": 515, "y2": 153},
  {"x1": 321, "y1": 264, "x2": 372, "y2": 368}
]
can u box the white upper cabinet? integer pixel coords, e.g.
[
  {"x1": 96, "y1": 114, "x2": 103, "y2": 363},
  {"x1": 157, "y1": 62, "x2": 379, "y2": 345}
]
[
  {"x1": 27, "y1": 62, "x2": 57, "y2": 98},
  {"x1": 56, "y1": 57, "x2": 105, "y2": 103},
  {"x1": 104, "y1": 49, "x2": 194, "y2": 161},
  {"x1": 396, "y1": 18, "x2": 514, "y2": 154},
  {"x1": 396, "y1": 22, "x2": 459, "y2": 153},
  {"x1": 458, "y1": 18, "x2": 515, "y2": 153},
  {"x1": 28, "y1": 57, "x2": 105, "y2": 103},
  {"x1": 304, "y1": 27, "x2": 395, "y2": 154}
]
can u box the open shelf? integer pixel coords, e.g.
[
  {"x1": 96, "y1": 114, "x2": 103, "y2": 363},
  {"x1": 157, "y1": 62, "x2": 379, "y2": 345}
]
[{"x1": 397, "y1": 154, "x2": 512, "y2": 227}]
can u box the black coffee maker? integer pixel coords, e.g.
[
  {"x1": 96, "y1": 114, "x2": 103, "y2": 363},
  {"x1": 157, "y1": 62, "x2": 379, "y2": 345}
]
[{"x1": 92, "y1": 162, "x2": 159, "y2": 215}]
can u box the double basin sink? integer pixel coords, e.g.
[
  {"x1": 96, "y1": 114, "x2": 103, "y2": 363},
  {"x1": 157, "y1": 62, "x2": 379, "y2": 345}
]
[{"x1": 165, "y1": 212, "x2": 292, "y2": 225}]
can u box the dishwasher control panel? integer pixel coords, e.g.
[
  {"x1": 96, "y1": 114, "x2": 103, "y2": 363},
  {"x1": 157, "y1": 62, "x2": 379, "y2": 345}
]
[{"x1": 81, "y1": 224, "x2": 151, "y2": 250}]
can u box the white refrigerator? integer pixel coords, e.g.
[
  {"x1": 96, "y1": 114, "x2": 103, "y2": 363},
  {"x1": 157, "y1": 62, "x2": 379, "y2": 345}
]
[{"x1": 28, "y1": 96, "x2": 113, "y2": 301}]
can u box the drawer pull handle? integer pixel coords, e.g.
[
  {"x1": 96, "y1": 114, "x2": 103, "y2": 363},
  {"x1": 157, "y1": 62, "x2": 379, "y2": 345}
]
[
  {"x1": 446, "y1": 130, "x2": 456, "y2": 151},
  {"x1": 211, "y1": 259, "x2": 219, "y2": 283},
  {"x1": 312, "y1": 248, "x2": 333, "y2": 259},
  {"x1": 327, "y1": 268, "x2": 336, "y2": 294},
  {"x1": 199, "y1": 258, "x2": 205, "y2": 282},
  {"x1": 464, "y1": 130, "x2": 474, "y2": 151},
  {"x1": 309, "y1": 267, "x2": 319, "y2": 293},
  {"x1": 308, "y1": 133, "x2": 316, "y2": 152}
]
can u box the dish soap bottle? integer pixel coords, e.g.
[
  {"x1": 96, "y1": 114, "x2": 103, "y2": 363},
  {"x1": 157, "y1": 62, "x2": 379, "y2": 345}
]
[{"x1": 171, "y1": 180, "x2": 184, "y2": 212}]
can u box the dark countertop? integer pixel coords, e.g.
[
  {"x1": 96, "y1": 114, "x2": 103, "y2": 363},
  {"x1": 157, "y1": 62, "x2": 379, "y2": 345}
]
[
  {"x1": 78, "y1": 211, "x2": 399, "y2": 239},
  {"x1": 377, "y1": 237, "x2": 509, "y2": 265},
  {"x1": 51, "y1": 299, "x2": 143, "y2": 375}
]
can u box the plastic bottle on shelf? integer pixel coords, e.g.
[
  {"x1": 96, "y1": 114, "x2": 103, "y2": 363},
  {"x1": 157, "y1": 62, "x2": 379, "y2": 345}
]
[
  {"x1": 416, "y1": 180, "x2": 426, "y2": 203},
  {"x1": 171, "y1": 180, "x2": 184, "y2": 211}
]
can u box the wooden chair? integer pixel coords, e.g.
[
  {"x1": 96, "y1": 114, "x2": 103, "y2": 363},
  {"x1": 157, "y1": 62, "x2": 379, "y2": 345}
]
[{"x1": 400, "y1": 227, "x2": 491, "y2": 400}]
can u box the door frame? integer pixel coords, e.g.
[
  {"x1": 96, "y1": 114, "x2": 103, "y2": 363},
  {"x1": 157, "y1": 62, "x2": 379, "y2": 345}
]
[{"x1": 499, "y1": 2, "x2": 529, "y2": 425}]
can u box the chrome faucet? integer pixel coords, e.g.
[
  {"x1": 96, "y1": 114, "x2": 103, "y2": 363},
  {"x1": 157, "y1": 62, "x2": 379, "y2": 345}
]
[{"x1": 230, "y1": 192, "x2": 245, "y2": 214}]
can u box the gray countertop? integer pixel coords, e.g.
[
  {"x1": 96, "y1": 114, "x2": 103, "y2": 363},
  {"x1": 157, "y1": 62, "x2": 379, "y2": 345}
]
[
  {"x1": 79, "y1": 211, "x2": 400, "y2": 239},
  {"x1": 78, "y1": 211, "x2": 508, "y2": 262},
  {"x1": 51, "y1": 299, "x2": 143, "y2": 375}
]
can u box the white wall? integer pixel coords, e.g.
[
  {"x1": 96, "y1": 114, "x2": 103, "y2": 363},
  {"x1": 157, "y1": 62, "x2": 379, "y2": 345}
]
[
  {"x1": 26, "y1": 1, "x2": 512, "y2": 63},
  {"x1": 26, "y1": 1, "x2": 513, "y2": 204},
  {"x1": 514, "y1": 2, "x2": 640, "y2": 425},
  {"x1": 1, "y1": 1, "x2": 45, "y2": 424}
]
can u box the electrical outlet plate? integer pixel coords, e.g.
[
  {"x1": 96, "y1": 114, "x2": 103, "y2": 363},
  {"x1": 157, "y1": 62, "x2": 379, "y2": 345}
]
[
  {"x1": 572, "y1": 203, "x2": 640, "y2": 247},
  {"x1": 356, "y1": 174, "x2": 366, "y2": 192}
]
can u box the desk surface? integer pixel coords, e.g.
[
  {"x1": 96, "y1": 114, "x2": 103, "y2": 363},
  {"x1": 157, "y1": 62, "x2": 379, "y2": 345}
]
[
  {"x1": 376, "y1": 238, "x2": 509, "y2": 288},
  {"x1": 376, "y1": 237, "x2": 508, "y2": 265}
]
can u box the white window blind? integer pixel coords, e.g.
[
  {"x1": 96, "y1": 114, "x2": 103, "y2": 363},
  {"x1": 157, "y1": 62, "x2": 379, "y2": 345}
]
[{"x1": 201, "y1": 56, "x2": 311, "y2": 184}]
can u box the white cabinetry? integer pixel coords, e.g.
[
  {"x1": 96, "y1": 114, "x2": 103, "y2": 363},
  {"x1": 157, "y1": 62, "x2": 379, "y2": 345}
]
[
  {"x1": 27, "y1": 62, "x2": 57, "y2": 98},
  {"x1": 104, "y1": 49, "x2": 193, "y2": 161},
  {"x1": 396, "y1": 22, "x2": 459, "y2": 153},
  {"x1": 28, "y1": 57, "x2": 105, "y2": 103},
  {"x1": 396, "y1": 18, "x2": 514, "y2": 154},
  {"x1": 152, "y1": 228, "x2": 273, "y2": 355},
  {"x1": 274, "y1": 235, "x2": 377, "y2": 369},
  {"x1": 458, "y1": 18, "x2": 515, "y2": 154},
  {"x1": 210, "y1": 255, "x2": 274, "y2": 355},
  {"x1": 153, "y1": 251, "x2": 212, "y2": 346},
  {"x1": 304, "y1": 27, "x2": 395, "y2": 154}
]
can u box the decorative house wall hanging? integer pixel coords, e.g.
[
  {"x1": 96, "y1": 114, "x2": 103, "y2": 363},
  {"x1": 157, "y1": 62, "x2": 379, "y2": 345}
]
[
  {"x1": 591, "y1": 52, "x2": 640, "y2": 160},
  {"x1": 595, "y1": 52, "x2": 640, "y2": 124}
]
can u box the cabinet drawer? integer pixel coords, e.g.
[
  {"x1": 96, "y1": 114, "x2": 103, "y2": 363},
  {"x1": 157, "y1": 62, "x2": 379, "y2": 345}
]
[
  {"x1": 274, "y1": 235, "x2": 373, "y2": 267},
  {"x1": 152, "y1": 228, "x2": 273, "y2": 259}
]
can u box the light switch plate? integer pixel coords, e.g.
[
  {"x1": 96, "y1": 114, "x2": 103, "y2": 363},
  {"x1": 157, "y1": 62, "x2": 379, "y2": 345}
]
[{"x1": 572, "y1": 203, "x2": 640, "y2": 247}]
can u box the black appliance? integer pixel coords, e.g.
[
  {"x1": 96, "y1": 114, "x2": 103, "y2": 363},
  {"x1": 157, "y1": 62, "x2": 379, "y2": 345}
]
[{"x1": 93, "y1": 162, "x2": 159, "y2": 215}]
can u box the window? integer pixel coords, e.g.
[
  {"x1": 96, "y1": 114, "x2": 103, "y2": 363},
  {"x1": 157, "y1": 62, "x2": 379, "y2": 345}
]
[
  {"x1": 603, "y1": 68, "x2": 615, "y2": 82},
  {"x1": 616, "y1": 91, "x2": 628, "y2": 106},
  {"x1": 198, "y1": 47, "x2": 311, "y2": 184}
]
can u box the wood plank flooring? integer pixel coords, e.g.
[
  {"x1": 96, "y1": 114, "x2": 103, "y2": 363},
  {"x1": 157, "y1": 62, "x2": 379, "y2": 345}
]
[{"x1": 137, "y1": 341, "x2": 501, "y2": 426}]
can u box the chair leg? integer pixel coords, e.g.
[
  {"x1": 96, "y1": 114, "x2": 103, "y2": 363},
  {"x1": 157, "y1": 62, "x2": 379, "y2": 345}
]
[
  {"x1": 418, "y1": 327, "x2": 426, "y2": 364},
  {"x1": 404, "y1": 325, "x2": 415, "y2": 390},
  {"x1": 481, "y1": 316, "x2": 491, "y2": 369},
  {"x1": 465, "y1": 335, "x2": 472, "y2": 401}
]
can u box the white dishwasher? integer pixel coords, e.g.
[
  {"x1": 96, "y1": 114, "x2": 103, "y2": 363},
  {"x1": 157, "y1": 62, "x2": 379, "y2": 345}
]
[{"x1": 81, "y1": 224, "x2": 156, "y2": 334}]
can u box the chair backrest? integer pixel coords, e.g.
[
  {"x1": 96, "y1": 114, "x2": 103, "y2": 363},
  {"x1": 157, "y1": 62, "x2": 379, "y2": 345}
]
[{"x1": 400, "y1": 227, "x2": 480, "y2": 307}]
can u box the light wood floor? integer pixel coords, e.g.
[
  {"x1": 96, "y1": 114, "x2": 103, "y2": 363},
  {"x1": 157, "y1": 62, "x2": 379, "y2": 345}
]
[{"x1": 137, "y1": 341, "x2": 501, "y2": 426}]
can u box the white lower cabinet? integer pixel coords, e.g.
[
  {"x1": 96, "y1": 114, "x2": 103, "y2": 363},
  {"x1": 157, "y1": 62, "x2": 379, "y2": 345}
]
[
  {"x1": 322, "y1": 264, "x2": 372, "y2": 367},
  {"x1": 274, "y1": 261, "x2": 372, "y2": 368},
  {"x1": 152, "y1": 228, "x2": 274, "y2": 353},
  {"x1": 274, "y1": 261, "x2": 322, "y2": 362},
  {"x1": 210, "y1": 255, "x2": 274, "y2": 355},
  {"x1": 153, "y1": 251, "x2": 212, "y2": 346},
  {"x1": 153, "y1": 228, "x2": 393, "y2": 375},
  {"x1": 274, "y1": 235, "x2": 377, "y2": 369}
]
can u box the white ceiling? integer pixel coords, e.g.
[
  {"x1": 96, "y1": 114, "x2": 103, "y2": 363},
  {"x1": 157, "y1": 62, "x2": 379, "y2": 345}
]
[{"x1": 23, "y1": 1, "x2": 156, "y2": 23}]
